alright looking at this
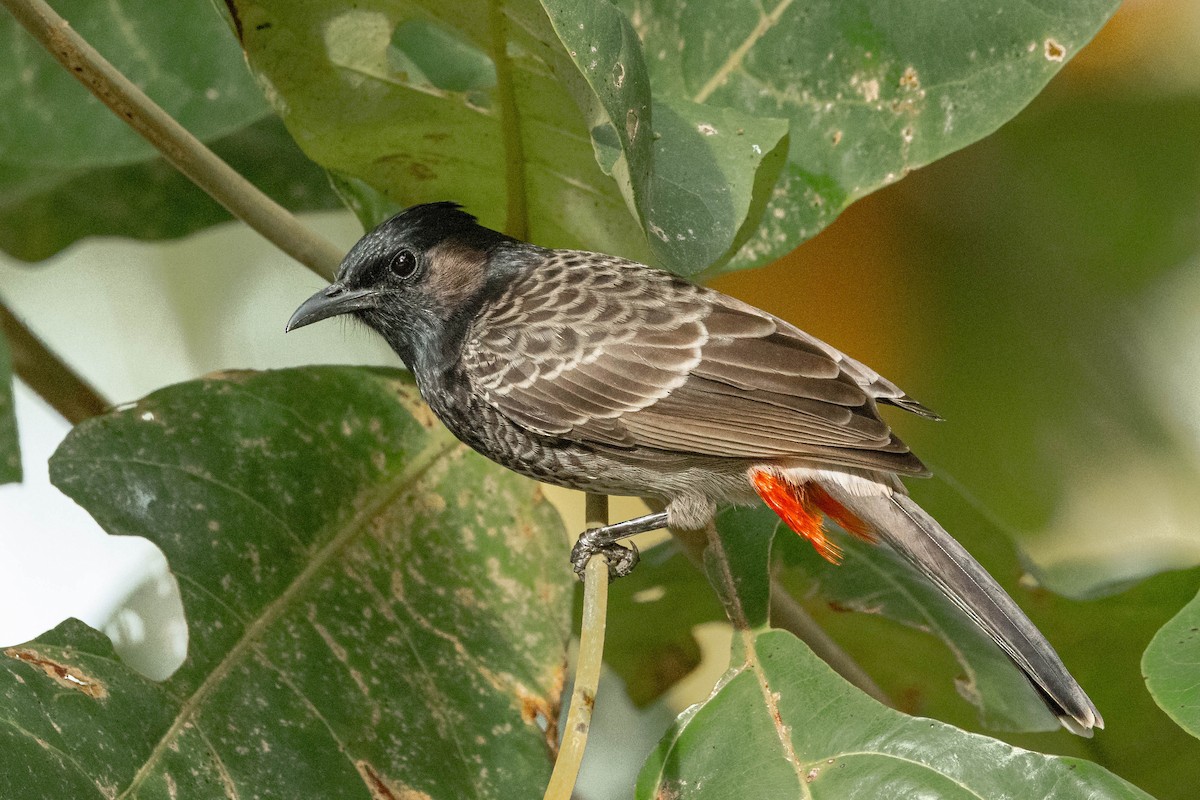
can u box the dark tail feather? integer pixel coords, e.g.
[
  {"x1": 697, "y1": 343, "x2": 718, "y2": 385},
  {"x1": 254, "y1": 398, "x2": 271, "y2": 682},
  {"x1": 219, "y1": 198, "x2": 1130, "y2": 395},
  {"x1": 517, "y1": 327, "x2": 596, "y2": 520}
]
[{"x1": 821, "y1": 485, "x2": 1103, "y2": 735}]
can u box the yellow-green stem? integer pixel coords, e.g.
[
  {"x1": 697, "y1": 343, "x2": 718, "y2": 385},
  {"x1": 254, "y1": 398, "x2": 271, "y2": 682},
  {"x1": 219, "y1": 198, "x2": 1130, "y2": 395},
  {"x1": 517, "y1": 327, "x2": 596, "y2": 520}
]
[{"x1": 543, "y1": 494, "x2": 609, "y2": 800}]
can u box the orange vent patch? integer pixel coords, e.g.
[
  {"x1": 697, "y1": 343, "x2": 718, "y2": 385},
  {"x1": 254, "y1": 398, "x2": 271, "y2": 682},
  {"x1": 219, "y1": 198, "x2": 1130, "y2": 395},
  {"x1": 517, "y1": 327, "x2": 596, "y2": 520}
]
[{"x1": 750, "y1": 470, "x2": 877, "y2": 564}]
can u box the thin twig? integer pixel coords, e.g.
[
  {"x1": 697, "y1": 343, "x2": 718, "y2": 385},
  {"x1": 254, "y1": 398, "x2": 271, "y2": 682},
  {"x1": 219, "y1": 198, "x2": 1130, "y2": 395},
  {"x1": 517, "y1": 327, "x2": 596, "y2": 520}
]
[
  {"x1": 544, "y1": 494, "x2": 609, "y2": 800},
  {"x1": 0, "y1": 300, "x2": 107, "y2": 424},
  {"x1": 1, "y1": 0, "x2": 345, "y2": 280}
]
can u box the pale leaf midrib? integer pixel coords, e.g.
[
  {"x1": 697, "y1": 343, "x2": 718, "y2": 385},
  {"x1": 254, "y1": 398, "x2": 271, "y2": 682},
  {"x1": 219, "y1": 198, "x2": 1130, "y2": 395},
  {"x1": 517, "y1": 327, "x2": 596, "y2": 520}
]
[
  {"x1": 705, "y1": 527, "x2": 813, "y2": 797},
  {"x1": 693, "y1": 0, "x2": 796, "y2": 104}
]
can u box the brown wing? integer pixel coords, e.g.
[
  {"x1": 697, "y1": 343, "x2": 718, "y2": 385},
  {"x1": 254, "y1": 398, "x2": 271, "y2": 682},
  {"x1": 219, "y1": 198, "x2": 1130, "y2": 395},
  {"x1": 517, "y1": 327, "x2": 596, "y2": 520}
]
[{"x1": 461, "y1": 251, "x2": 932, "y2": 475}]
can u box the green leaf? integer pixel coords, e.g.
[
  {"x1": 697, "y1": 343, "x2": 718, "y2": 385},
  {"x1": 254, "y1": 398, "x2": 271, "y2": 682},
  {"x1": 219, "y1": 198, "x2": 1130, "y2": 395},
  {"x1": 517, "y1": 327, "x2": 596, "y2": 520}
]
[
  {"x1": 234, "y1": 0, "x2": 650, "y2": 260},
  {"x1": 234, "y1": 0, "x2": 786, "y2": 274},
  {"x1": 0, "y1": 327, "x2": 18, "y2": 483},
  {"x1": 1, "y1": 367, "x2": 571, "y2": 799},
  {"x1": 541, "y1": 0, "x2": 790, "y2": 273},
  {"x1": 0, "y1": 117, "x2": 342, "y2": 262},
  {"x1": 1143, "y1": 589, "x2": 1200, "y2": 741},
  {"x1": 637, "y1": 629, "x2": 1152, "y2": 800},
  {"x1": 0, "y1": 0, "x2": 267, "y2": 169},
  {"x1": 623, "y1": 0, "x2": 1121, "y2": 273}
]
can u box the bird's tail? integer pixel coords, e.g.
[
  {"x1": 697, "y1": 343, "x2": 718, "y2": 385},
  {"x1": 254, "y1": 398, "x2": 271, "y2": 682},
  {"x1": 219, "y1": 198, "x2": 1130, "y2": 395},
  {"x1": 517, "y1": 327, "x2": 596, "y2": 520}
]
[{"x1": 754, "y1": 469, "x2": 1103, "y2": 735}]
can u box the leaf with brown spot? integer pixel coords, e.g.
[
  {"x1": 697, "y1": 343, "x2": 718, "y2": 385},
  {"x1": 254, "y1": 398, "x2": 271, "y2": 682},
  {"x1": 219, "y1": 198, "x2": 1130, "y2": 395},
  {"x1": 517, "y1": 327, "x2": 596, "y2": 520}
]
[
  {"x1": 636, "y1": 513, "x2": 1156, "y2": 799},
  {"x1": 356, "y1": 760, "x2": 435, "y2": 800},
  {"x1": 235, "y1": 0, "x2": 787, "y2": 276},
  {"x1": 5, "y1": 647, "x2": 107, "y2": 699},
  {"x1": 626, "y1": 0, "x2": 1121, "y2": 276},
  {"x1": 0, "y1": 367, "x2": 571, "y2": 800}
]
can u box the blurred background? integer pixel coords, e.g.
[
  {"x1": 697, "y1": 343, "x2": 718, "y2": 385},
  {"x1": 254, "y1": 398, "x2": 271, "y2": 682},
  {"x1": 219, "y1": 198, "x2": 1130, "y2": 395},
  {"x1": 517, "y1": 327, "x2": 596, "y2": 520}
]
[
  {"x1": 714, "y1": 0, "x2": 1200, "y2": 597},
  {"x1": 2, "y1": 0, "x2": 1199, "y2": 797}
]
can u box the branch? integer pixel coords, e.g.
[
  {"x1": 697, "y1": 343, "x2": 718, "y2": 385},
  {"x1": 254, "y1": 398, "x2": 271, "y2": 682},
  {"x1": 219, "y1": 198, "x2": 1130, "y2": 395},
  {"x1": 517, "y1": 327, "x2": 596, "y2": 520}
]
[
  {"x1": 1, "y1": 0, "x2": 345, "y2": 280},
  {"x1": 543, "y1": 494, "x2": 609, "y2": 800},
  {"x1": 0, "y1": 300, "x2": 107, "y2": 424}
]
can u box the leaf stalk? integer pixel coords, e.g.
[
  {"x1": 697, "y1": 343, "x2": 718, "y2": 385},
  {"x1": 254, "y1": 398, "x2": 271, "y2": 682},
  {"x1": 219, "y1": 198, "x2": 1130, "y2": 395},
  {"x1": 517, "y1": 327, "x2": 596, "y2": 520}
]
[{"x1": 544, "y1": 493, "x2": 610, "y2": 800}]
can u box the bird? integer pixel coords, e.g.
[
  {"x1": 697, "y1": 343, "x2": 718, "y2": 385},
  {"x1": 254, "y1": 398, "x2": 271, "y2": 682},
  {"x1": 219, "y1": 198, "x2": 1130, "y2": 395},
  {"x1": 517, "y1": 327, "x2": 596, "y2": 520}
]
[{"x1": 286, "y1": 201, "x2": 1102, "y2": 735}]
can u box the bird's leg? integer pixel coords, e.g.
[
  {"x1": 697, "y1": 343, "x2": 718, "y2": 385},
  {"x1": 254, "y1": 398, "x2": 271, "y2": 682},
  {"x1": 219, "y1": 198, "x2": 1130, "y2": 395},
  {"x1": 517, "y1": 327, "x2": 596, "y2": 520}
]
[{"x1": 570, "y1": 511, "x2": 669, "y2": 580}]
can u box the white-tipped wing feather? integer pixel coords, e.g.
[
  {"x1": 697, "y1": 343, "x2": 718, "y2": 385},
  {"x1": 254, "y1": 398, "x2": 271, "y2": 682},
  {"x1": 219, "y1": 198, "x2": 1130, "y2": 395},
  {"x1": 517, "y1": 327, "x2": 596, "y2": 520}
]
[{"x1": 462, "y1": 251, "x2": 930, "y2": 473}]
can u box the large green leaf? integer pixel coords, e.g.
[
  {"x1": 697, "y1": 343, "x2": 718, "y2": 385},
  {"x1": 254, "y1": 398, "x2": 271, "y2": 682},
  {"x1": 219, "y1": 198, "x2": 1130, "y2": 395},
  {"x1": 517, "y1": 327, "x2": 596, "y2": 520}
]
[
  {"x1": 1, "y1": 367, "x2": 571, "y2": 799},
  {"x1": 638, "y1": 630, "x2": 1151, "y2": 800},
  {"x1": 230, "y1": 0, "x2": 1114, "y2": 277},
  {"x1": 230, "y1": 0, "x2": 785, "y2": 274},
  {"x1": 0, "y1": 327, "x2": 18, "y2": 483},
  {"x1": 622, "y1": 0, "x2": 1121, "y2": 275},
  {"x1": 635, "y1": 511, "x2": 1151, "y2": 799},
  {"x1": 0, "y1": 116, "x2": 342, "y2": 262},
  {"x1": 230, "y1": 0, "x2": 641, "y2": 259},
  {"x1": 1143, "y1": 589, "x2": 1200, "y2": 741}
]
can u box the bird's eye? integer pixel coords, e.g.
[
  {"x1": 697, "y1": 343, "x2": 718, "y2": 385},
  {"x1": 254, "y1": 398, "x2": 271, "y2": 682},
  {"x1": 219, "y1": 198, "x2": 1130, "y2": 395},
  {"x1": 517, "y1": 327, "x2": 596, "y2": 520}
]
[{"x1": 388, "y1": 249, "x2": 418, "y2": 280}]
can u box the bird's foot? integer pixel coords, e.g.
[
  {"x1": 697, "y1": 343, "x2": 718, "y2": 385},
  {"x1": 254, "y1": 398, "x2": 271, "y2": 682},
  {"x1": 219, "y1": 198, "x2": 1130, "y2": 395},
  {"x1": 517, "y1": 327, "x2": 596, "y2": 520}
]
[
  {"x1": 568, "y1": 511, "x2": 667, "y2": 581},
  {"x1": 571, "y1": 528, "x2": 640, "y2": 581}
]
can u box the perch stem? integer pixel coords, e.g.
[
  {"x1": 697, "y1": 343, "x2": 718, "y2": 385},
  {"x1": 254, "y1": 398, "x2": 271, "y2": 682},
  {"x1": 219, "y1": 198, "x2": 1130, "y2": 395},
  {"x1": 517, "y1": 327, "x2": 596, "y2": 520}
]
[{"x1": 543, "y1": 493, "x2": 610, "y2": 800}]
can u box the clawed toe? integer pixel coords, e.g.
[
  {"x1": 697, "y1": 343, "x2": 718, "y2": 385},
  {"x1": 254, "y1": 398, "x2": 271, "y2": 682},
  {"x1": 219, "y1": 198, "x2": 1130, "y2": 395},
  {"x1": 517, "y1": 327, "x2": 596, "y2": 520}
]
[
  {"x1": 568, "y1": 512, "x2": 667, "y2": 581},
  {"x1": 571, "y1": 531, "x2": 640, "y2": 581}
]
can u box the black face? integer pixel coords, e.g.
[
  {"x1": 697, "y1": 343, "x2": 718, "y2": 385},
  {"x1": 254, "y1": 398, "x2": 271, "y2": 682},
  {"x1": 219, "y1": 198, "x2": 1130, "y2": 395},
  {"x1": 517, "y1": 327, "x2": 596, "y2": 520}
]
[{"x1": 286, "y1": 202, "x2": 511, "y2": 365}]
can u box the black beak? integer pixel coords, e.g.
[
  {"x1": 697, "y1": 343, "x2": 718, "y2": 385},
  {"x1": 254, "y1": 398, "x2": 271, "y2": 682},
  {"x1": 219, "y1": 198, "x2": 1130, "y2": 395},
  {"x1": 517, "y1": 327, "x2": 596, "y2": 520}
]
[{"x1": 286, "y1": 283, "x2": 378, "y2": 332}]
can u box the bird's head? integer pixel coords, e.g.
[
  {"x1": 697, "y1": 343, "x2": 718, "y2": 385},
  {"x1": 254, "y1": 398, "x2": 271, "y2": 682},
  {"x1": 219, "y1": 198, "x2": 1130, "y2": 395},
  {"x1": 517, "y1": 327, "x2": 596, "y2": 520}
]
[{"x1": 286, "y1": 202, "x2": 516, "y2": 364}]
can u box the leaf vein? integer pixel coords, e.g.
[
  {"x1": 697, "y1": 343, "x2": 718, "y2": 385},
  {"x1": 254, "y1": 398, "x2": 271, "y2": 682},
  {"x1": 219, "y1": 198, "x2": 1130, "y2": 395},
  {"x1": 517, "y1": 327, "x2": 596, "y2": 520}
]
[
  {"x1": 113, "y1": 433, "x2": 460, "y2": 798},
  {"x1": 693, "y1": 0, "x2": 796, "y2": 104}
]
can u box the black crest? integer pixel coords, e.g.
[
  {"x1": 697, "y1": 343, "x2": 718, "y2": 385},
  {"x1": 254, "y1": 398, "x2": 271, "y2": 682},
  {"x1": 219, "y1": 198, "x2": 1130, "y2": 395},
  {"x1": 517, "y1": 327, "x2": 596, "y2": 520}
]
[{"x1": 383, "y1": 202, "x2": 507, "y2": 252}]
